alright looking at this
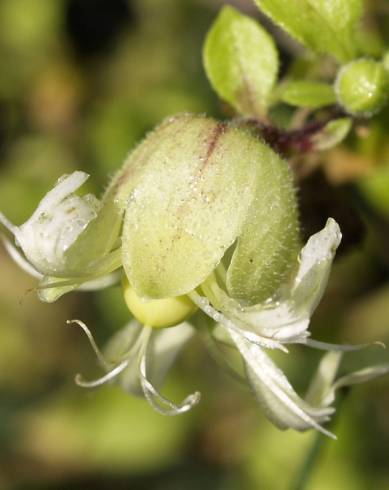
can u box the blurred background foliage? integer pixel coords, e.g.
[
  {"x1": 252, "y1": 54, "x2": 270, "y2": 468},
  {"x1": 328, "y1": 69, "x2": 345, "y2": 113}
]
[{"x1": 0, "y1": 0, "x2": 389, "y2": 489}]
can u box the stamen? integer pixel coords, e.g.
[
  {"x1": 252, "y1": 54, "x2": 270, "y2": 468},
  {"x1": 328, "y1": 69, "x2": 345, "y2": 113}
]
[
  {"x1": 1, "y1": 235, "x2": 42, "y2": 279},
  {"x1": 138, "y1": 326, "x2": 201, "y2": 416},
  {"x1": 67, "y1": 319, "x2": 110, "y2": 370},
  {"x1": 78, "y1": 271, "x2": 121, "y2": 290},
  {"x1": 38, "y1": 279, "x2": 84, "y2": 290},
  {"x1": 75, "y1": 360, "x2": 129, "y2": 388},
  {"x1": 0, "y1": 212, "x2": 18, "y2": 234},
  {"x1": 306, "y1": 339, "x2": 386, "y2": 351},
  {"x1": 37, "y1": 270, "x2": 121, "y2": 293},
  {"x1": 140, "y1": 356, "x2": 201, "y2": 415}
]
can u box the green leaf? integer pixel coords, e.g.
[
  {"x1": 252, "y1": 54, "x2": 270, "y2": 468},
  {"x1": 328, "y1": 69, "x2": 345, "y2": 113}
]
[
  {"x1": 121, "y1": 114, "x2": 267, "y2": 299},
  {"x1": 253, "y1": 0, "x2": 363, "y2": 62},
  {"x1": 226, "y1": 145, "x2": 300, "y2": 305},
  {"x1": 203, "y1": 5, "x2": 278, "y2": 117},
  {"x1": 312, "y1": 118, "x2": 352, "y2": 150},
  {"x1": 279, "y1": 80, "x2": 336, "y2": 109}
]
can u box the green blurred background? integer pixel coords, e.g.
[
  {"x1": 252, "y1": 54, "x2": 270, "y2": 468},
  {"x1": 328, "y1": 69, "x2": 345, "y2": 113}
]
[{"x1": 1, "y1": 1, "x2": 389, "y2": 489}]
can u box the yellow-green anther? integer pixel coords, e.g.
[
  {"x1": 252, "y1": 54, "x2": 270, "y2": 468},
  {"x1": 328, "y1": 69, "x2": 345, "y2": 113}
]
[
  {"x1": 122, "y1": 275, "x2": 197, "y2": 328},
  {"x1": 335, "y1": 59, "x2": 389, "y2": 116}
]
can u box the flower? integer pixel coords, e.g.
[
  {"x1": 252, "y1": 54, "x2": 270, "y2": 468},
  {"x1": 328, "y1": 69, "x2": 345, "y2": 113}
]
[
  {"x1": 0, "y1": 171, "x2": 123, "y2": 301},
  {"x1": 2, "y1": 114, "x2": 388, "y2": 438}
]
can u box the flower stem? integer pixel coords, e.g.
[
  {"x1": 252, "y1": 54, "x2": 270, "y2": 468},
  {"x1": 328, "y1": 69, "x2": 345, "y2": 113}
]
[
  {"x1": 290, "y1": 390, "x2": 347, "y2": 490},
  {"x1": 290, "y1": 431, "x2": 326, "y2": 490}
]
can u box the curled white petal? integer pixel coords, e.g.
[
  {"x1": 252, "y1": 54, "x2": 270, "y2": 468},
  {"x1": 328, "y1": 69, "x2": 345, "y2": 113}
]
[
  {"x1": 138, "y1": 327, "x2": 200, "y2": 416},
  {"x1": 67, "y1": 319, "x2": 110, "y2": 370},
  {"x1": 139, "y1": 355, "x2": 201, "y2": 415},
  {"x1": 75, "y1": 360, "x2": 129, "y2": 388},
  {"x1": 68, "y1": 317, "x2": 131, "y2": 388}
]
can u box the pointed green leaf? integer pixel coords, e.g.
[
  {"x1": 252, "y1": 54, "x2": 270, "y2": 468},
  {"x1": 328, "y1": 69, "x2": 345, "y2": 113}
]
[
  {"x1": 226, "y1": 145, "x2": 300, "y2": 305},
  {"x1": 312, "y1": 118, "x2": 352, "y2": 150},
  {"x1": 203, "y1": 6, "x2": 278, "y2": 117},
  {"x1": 121, "y1": 115, "x2": 263, "y2": 299},
  {"x1": 279, "y1": 80, "x2": 336, "y2": 109},
  {"x1": 253, "y1": 0, "x2": 363, "y2": 62}
]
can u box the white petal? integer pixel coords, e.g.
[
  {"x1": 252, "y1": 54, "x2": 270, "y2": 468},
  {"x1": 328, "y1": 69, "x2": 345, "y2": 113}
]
[
  {"x1": 228, "y1": 328, "x2": 336, "y2": 438},
  {"x1": 4, "y1": 172, "x2": 101, "y2": 277},
  {"x1": 292, "y1": 218, "x2": 341, "y2": 314},
  {"x1": 219, "y1": 219, "x2": 341, "y2": 345},
  {"x1": 190, "y1": 291, "x2": 287, "y2": 351},
  {"x1": 305, "y1": 351, "x2": 342, "y2": 406}
]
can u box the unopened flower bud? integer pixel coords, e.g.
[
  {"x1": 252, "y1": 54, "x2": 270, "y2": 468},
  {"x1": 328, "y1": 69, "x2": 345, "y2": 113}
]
[{"x1": 335, "y1": 58, "x2": 389, "y2": 116}]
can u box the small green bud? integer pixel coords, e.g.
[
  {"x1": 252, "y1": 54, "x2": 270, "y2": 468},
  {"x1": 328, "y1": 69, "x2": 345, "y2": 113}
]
[
  {"x1": 335, "y1": 58, "x2": 389, "y2": 116},
  {"x1": 122, "y1": 275, "x2": 197, "y2": 328}
]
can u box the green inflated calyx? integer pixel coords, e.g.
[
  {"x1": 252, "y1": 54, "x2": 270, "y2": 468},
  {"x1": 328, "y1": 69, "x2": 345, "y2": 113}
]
[
  {"x1": 120, "y1": 114, "x2": 299, "y2": 305},
  {"x1": 335, "y1": 59, "x2": 389, "y2": 116},
  {"x1": 122, "y1": 275, "x2": 197, "y2": 328}
]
